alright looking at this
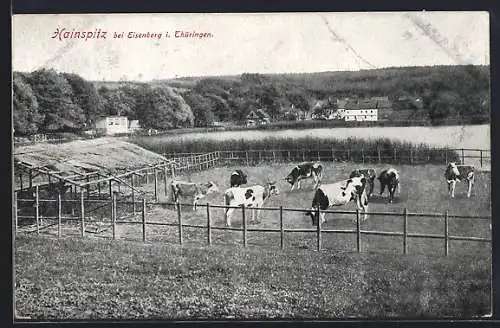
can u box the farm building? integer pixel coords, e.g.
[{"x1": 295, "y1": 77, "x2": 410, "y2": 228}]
[
  {"x1": 341, "y1": 97, "x2": 393, "y2": 121},
  {"x1": 95, "y1": 116, "x2": 129, "y2": 135},
  {"x1": 246, "y1": 109, "x2": 271, "y2": 126}
]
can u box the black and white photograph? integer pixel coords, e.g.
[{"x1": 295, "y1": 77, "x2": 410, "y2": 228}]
[{"x1": 12, "y1": 12, "x2": 491, "y2": 320}]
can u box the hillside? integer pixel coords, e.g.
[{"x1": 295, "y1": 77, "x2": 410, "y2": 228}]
[{"x1": 12, "y1": 65, "x2": 490, "y2": 136}]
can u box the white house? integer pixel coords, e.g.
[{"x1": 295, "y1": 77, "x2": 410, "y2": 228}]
[
  {"x1": 95, "y1": 116, "x2": 129, "y2": 135},
  {"x1": 344, "y1": 109, "x2": 378, "y2": 121},
  {"x1": 344, "y1": 99, "x2": 379, "y2": 121}
]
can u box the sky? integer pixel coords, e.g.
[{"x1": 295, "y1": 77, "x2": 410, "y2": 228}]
[{"x1": 12, "y1": 12, "x2": 490, "y2": 82}]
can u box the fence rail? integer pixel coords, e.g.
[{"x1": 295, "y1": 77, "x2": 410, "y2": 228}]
[
  {"x1": 163, "y1": 148, "x2": 490, "y2": 169},
  {"x1": 14, "y1": 195, "x2": 491, "y2": 257}
]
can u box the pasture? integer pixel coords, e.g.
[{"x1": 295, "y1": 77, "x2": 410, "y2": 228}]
[
  {"x1": 14, "y1": 161, "x2": 492, "y2": 319},
  {"x1": 108, "y1": 162, "x2": 491, "y2": 257}
]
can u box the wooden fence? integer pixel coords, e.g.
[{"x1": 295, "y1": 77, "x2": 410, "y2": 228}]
[
  {"x1": 14, "y1": 194, "x2": 491, "y2": 257},
  {"x1": 164, "y1": 148, "x2": 490, "y2": 169}
]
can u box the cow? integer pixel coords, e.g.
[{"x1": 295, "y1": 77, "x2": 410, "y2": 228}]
[
  {"x1": 285, "y1": 162, "x2": 323, "y2": 191},
  {"x1": 230, "y1": 169, "x2": 248, "y2": 187},
  {"x1": 223, "y1": 182, "x2": 280, "y2": 227},
  {"x1": 349, "y1": 168, "x2": 376, "y2": 198},
  {"x1": 305, "y1": 176, "x2": 369, "y2": 225},
  {"x1": 170, "y1": 180, "x2": 219, "y2": 211},
  {"x1": 377, "y1": 168, "x2": 400, "y2": 203},
  {"x1": 444, "y1": 162, "x2": 475, "y2": 198}
]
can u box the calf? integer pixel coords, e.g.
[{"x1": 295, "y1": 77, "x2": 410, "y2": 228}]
[
  {"x1": 230, "y1": 169, "x2": 248, "y2": 187},
  {"x1": 170, "y1": 180, "x2": 219, "y2": 211},
  {"x1": 445, "y1": 162, "x2": 474, "y2": 198},
  {"x1": 285, "y1": 162, "x2": 323, "y2": 191},
  {"x1": 349, "y1": 168, "x2": 376, "y2": 198},
  {"x1": 305, "y1": 176, "x2": 368, "y2": 225},
  {"x1": 378, "y1": 168, "x2": 400, "y2": 203},
  {"x1": 224, "y1": 182, "x2": 280, "y2": 227}
]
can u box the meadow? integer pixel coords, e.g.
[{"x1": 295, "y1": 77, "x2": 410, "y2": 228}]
[{"x1": 15, "y1": 235, "x2": 491, "y2": 320}]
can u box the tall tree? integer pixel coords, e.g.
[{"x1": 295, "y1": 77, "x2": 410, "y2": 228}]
[
  {"x1": 12, "y1": 72, "x2": 43, "y2": 135},
  {"x1": 27, "y1": 69, "x2": 85, "y2": 131}
]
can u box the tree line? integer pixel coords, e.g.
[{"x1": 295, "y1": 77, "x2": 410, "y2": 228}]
[{"x1": 13, "y1": 65, "x2": 490, "y2": 136}]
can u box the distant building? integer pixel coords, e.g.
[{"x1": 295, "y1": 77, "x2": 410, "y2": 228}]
[
  {"x1": 344, "y1": 99, "x2": 379, "y2": 121},
  {"x1": 246, "y1": 109, "x2": 271, "y2": 127},
  {"x1": 95, "y1": 116, "x2": 129, "y2": 135}
]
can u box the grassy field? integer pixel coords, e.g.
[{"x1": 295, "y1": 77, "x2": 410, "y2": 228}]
[
  {"x1": 14, "y1": 235, "x2": 491, "y2": 320},
  {"x1": 14, "y1": 162, "x2": 492, "y2": 319}
]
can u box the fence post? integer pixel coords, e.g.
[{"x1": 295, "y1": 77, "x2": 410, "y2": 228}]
[
  {"x1": 288, "y1": 151, "x2": 291, "y2": 162},
  {"x1": 58, "y1": 192, "x2": 62, "y2": 238},
  {"x1": 130, "y1": 175, "x2": 135, "y2": 214},
  {"x1": 80, "y1": 190, "x2": 85, "y2": 237},
  {"x1": 378, "y1": 148, "x2": 381, "y2": 164},
  {"x1": 259, "y1": 151, "x2": 262, "y2": 163},
  {"x1": 14, "y1": 192, "x2": 18, "y2": 236},
  {"x1": 146, "y1": 169, "x2": 150, "y2": 184},
  {"x1": 109, "y1": 179, "x2": 113, "y2": 198},
  {"x1": 347, "y1": 149, "x2": 350, "y2": 162},
  {"x1": 403, "y1": 208, "x2": 408, "y2": 255},
  {"x1": 461, "y1": 148, "x2": 465, "y2": 165},
  {"x1": 280, "y1": 206, "x2": 284, "y2": 250},
  {"x1": 112, "y1": 192, "x2": 116, "y2": 240},
  {"x1": 29, "y1": 169, "x2": 33, "y2": 188},
  {"x1": 317, "y1": 151, "x2": 321, "y2": 162},
  {"x1": 163, "y1": 166, "x2": 168, "y2": 198},
  {"x1": 242, "y1": 205, "x2": 247, "y2": 248},
  {"x1": 361, "y1": 148, "x2": 365, "y2": 164},
  {"x1": 331, "y1": 147, "x2": 334, "y2": 162},
  {"x1": 273, "y1": 151, "x2": 276, "y2": 163},
  {"x1": 409, "y1": 147, "x2": 413, "y2": 164},
  {"x1": 19, "y1": 173, "x2": 23, "y2": 190},
  {"x1": 356, "y1": 209, "x2": 361, "y2": 253},
  {"x1": 154, "y1": 169, "x2": 158, "y2": 202},
  {"x1": 142, "y1": 199, "x2": 146, "y2": 242},
  {"x1": 35, "y1": 185, "x2": 39, "y2": 235},
  {"x1": 445, "y1": 150, "x2": 448, "y2": 164},
  {"x1": 393, "y1": 148, "x2": 397, "y2": 164},
  {"x1": 316, "y1": 206, "x2": 321, "y2": 251},
  {"x1": 206, "y1": 203, "x2": 212, "y2": 245},
  {"x1": 480, "y1": 150, "x2": 483, "y2": 168},
  {"x1": 171, "y1": 163, "x2": 176, "y2": 181},
  {"x1": 86, "y1": 176, "x2": 90, "y2": 198},
  {"x1": 302, "y1": 150, "x2": 305, "y2": 161},
  {"x1": 246, "y1": 151, "x2": 249, "y2": 166},
  {"x1": 177, "y1": 202, "x2": 183, "y2": 245},
  {"x1": 98, "y1": 181, "x2": 101, "y2": 198},
  {"x1": 444, "y1": 210, "x2": 449, "y2": 256}
]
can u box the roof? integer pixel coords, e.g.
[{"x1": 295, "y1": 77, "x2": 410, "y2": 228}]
[
  {"x1": 344, "y1": 98, "x2": 393, "y2": 110},
  {"x1": 246, "y1": 108, "x2": 270, "y2": 120}
]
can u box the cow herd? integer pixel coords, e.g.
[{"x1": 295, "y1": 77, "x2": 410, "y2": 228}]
[{"x1": 170, "y1": 160, "x2": 476, "y2": 228}]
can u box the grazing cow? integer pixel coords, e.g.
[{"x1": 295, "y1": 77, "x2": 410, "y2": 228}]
[
  {"x1": 349, "y1": 168, "x2": 376, "y2": 198},
  {"x1": 444, "y1": 162, "x2": 474, "y2": 198},
  {"x1": 378, "y1": 168, "x2": 400, "y2": 203},
  {"x1": 224, "y1": 182, "x2": 280, "y2": 227},
  {"x1": 170, "y1": 180, "x2": 219, "y2": 211},
  {"x1": 305, "y1": 176, "x2": 369, "y2": 225},
  {"x1": 285, "y1": 162, "x2": 323, "y2": 191},
  {"x1": 230, "y1": 169, "x2": 248, "y2": 187}
]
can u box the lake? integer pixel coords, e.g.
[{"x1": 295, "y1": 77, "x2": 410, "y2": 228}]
[{"x1": 155, "y1": 124, "x2": 491, "y2": 150}]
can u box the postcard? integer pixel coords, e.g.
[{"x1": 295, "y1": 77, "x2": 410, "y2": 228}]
[{"x1": 12, "y1": 12, "x2": 491, "y2": 320}]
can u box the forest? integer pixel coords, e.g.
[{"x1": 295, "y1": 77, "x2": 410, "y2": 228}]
[{"x1": 12, "y1": 65, "x2": 490, "y2": 136}]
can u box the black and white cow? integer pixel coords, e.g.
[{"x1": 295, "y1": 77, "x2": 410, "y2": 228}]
[
  {"x1": 377, "y1": 168, "x2": 400, "y2": 203},
  {"x1": 444, "y1": 162, "x2": 475, "y2": 198},
  {"x1": 349, "y1": 168, "x2": 376, "y2": 198},
  {"x1": 223, "y1": 182, "x2": 280, "y2": 226},
  {"x1": 285, "y1": 162, "x2": 323, "y2": 191},
  {"x1": 305, "y1": 176, "x2": 369, "y2": 225},
  {"x1": 230, "y1": 169, "x2": 248, "y2": 187},
  {"x1": 170, "y1": 180, "x2": 219, "y2": 211}
]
